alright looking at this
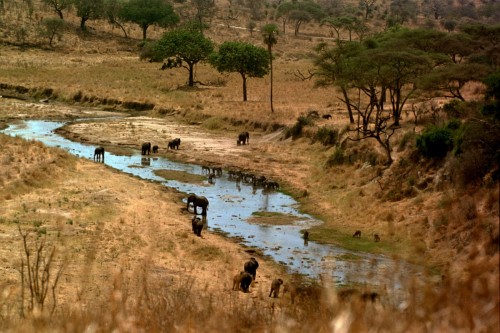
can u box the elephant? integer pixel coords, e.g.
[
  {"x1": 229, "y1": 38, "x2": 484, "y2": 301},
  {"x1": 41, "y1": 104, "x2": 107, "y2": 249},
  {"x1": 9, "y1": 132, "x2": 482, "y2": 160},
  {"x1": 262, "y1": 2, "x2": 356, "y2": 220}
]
[
  {"x1": 374, "y1": 234, "x2": 381, "y2": 242},
  {"x1": 243, "y1": 257, "x2": 259, "y2": 281},
  {"x1": 353, "y1": 230, "x2": 361, "y2": 238},
  {"x1": 191, "y1": 216, "x2": 204, "y2": 237},
  {"x1": 237, "y1": 132, "x2": 249, "y2": 145},
  {"x1": 269, "y1": 278, "x2": 284, "y2": 298},
  {"x1": 186, "y1": 193, "x2": 209, "y2": 216},
  {"x1": 152, "y1": 145, "x2": 158, "y2": 153},
  {"x1": 239, "y1": 272, "x2": 253, "y2": 293},
  {"x1": 94, "y1": 147, "x2": 105, "y2": 162},
  {"x1": 141, "y1": 142, "x2": 151, "y2": 155},
  {"x1": 168, "y1": 138, "x2": 181, "y2": 150}
]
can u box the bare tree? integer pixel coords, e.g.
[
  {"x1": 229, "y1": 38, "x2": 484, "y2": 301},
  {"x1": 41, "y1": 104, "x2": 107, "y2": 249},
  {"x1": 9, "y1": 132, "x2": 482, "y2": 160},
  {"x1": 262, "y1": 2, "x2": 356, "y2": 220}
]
[{"x1": 18, "y1": 225, "x2": 66, "y2": 317}]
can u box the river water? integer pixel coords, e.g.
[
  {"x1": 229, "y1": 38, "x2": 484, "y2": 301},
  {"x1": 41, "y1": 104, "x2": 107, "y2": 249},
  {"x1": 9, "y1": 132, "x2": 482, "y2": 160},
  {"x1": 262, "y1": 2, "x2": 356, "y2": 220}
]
[{"x1": 2, "y1": 119, "x2": 415, "y2": 290}]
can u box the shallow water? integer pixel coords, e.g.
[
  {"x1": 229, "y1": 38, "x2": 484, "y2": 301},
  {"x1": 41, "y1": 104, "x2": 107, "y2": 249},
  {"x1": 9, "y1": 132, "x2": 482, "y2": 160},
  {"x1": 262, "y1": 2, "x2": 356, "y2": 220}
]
[{"x1": 2, "y1": 119, "x2": 415, "y2": 288}]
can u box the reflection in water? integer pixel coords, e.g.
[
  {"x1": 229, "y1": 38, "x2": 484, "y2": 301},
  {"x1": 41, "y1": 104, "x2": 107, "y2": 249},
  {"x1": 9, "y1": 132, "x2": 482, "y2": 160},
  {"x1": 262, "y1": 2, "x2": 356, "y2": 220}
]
[{"x1": 2, "y1": 120, "x2": 418, "y2": 290}]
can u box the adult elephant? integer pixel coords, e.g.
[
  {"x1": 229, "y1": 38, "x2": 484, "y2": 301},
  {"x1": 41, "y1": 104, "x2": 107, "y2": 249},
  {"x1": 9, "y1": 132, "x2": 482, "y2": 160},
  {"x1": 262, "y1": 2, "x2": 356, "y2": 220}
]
[
  {"x1": 187, "y1": 193, "x2": 209, "y2": 216},
  {"x1": 168, "y1": 138, "x2": 181, "y2": 150},
  {"x1": 141, "y1": 142, "x2": 151, "y2": 155},
  {"x1": 237, "y1": 132, "x2": 249, "y2": 145},
  {"x1": 244, "y1": 257, "x2": 259, "y2": 281},
  {"x1": 94, "y1": 147, "x2": 105, "y2": 162}
]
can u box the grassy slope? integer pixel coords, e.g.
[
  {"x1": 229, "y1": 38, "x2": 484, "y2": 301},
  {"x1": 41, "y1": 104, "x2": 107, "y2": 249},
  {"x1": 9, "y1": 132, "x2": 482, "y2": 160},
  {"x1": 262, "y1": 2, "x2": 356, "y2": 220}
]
[{"x1": 0, "y1": 0, "x2": 498, "y2": 270}]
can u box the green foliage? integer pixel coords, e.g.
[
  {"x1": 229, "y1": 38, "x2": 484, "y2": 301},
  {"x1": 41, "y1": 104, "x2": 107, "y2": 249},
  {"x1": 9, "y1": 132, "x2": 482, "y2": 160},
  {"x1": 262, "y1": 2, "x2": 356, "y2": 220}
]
[
  {"x1": 74, "y1": 0, "x2": 104, "y2": 30},
  {"x1": 416, "y1": 125, "x2": 454, "y2": 159},
  {"x1": 442, "y1": 99, "x2": 465, "y2": 119},
  {"x1": 210, "y1": 42, "x2": 269, "y2": 78},
  {"x1": 482, "y1": 71, "x2": 500, "y2": 120},
  {"x1": 209, "y1": 41, "x2": 269, "y2": 101},
  {"x1": 275, "y1": 0, "x2": 326, "y2": 35},
  {"x1": 40, "y1": 17, "x2": 66, "y2": 47},
  {"x1": 120, "y1": 0, "x2": 179, "y2": 40},
  {"x1": 312, "y1": 127, "x2": 339, "y2": 146},
  {"x1": 139, "y1": 41, "x2": 163, "y2": 62},
  {"x1": 285, "y1": 116, "x2": 313, "y2": 140},
  {"x1": 156, "y1": 26, "x2": 214, "y2": 86}
]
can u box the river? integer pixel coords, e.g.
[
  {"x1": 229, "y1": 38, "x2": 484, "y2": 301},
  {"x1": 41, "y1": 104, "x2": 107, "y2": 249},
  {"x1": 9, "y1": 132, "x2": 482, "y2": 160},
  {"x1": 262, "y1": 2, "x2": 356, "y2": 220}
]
[{"x1": 2, "y1": 119, "x2": 416, "y2": 291}]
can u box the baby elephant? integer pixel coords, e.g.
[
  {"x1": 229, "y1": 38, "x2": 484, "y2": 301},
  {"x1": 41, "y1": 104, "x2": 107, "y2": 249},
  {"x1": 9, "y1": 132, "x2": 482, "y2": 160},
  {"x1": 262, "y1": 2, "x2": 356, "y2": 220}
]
[
  {"x1": 232, "y1": 271, "x2": 253, "y2": 293},
  {"x1": 191, "y1": 216, "x2": 203, "y2": 237},
  {"x1": 269, "y1": 278, "x2": 284, "y2": 298}
]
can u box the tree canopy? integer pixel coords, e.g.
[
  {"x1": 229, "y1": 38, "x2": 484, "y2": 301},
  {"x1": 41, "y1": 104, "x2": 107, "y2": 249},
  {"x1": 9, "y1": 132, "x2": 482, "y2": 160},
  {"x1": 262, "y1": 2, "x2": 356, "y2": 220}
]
[
  {"x1": 313, "y1": 27, "x2": 497, "y2": 164},
  {"x1": 210, "y1": 41, "x2": 269, "y2": 101},
  {"x1": 275, "y1": 0, "x2": 325, "y2": 35},
  {"x1": 120, "y1": 0, "x2": 179, "y2": 40},
  {"x1": 155, "y1": 26, "x2": 214, "y2": 86},
  {"x1": 74, "y1": 0, "x2": 104, "y2": 30}
]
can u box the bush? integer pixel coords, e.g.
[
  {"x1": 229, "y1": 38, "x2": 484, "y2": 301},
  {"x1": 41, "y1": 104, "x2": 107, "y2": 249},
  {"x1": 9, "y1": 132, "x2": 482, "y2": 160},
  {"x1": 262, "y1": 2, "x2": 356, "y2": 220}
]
[
  {"x1": 416, "y1": 126, "x2": 454, "y2": 159},
  {"x1": 285, "y1": 116, "x2": 313, "y2": 140},
  {"x1": 312, "y1": 127, "x2": 338, "y2": 146},
  {"x1": 326, "y1": 148, "x2": 345, "y2": 167}
]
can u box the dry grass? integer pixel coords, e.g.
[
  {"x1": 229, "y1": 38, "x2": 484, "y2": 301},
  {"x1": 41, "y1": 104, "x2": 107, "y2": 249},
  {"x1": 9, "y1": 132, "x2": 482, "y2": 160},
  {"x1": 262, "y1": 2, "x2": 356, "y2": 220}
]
[{"x1": 0, "y1": 1, "x2": 499, "y2": 331}]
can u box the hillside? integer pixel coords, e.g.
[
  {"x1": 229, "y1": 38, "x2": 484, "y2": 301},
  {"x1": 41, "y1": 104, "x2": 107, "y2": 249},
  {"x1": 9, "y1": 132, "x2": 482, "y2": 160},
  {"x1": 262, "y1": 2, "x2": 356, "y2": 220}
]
[{"x1": 0, "y1": 0, "x2": 499, "y2": 332}]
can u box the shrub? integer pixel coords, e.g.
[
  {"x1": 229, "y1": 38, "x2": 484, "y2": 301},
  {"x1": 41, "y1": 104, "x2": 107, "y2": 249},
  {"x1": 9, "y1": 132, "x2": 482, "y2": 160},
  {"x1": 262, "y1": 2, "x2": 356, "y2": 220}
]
[
  {"x1": 397, "y1": 131, "x2": 416, "y2": 152},
  {"x1": 326, "y1": 148, "x2": 345, "y2": 167},
  {"x1": 312, "y1": 127, "x2": 338, "y2": 146},
  {"x1": 416, "y1": 126, "x2": 454, "y2": 159},
  {"x1": 285, "y1": 116, "x2": 313, "y2": 140}
]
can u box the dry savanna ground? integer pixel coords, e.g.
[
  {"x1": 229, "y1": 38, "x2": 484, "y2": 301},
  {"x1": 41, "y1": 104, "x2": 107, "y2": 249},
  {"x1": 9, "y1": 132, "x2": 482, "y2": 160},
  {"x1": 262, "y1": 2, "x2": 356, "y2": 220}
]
[{"x1": 0, "y1": 1, "x2": 499, "y2": 331}]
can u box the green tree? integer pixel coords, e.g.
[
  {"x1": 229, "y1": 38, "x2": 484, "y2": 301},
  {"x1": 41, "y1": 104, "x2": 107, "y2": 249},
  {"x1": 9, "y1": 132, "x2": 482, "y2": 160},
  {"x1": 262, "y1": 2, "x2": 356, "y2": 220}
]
[
  {"x1": 104, "y1": 0, "x2": 128, "y2": 38},
  {"x1": 313, "y1": 41, "x2": 357, "y2": 124},
  {"x1": 420, "y1": 63, "x2": 490, "y2": 101},
  {"x1": 388, "y1": 0, "x2": 418, "y2": 26},
  {"x1": 358, "y1": 0, "x2": 377, "y2": 20},
  {"x1": 262, "y1": 23, "x2": 279, "y2": 112},
  {"x1": 210, "y1": 41, "x2": 269, "y2": 101},
  {"x1": 191, "y1": 0, "x2": 215, "y2": 26},
  {"x1": 40, "y1": 17, "x2": 66, "y2": 47},
  {"x1": 120, "y1": 0, "x2": 179, "y2": 40},
  {"x1": 42, "y1": 0, "x2": 73, "y2": 20},
  {"x1": 74, "y1": 0, "x2": 104, "y2": 30},
  {"x1": 155, "y1": 26, "x2": 214, "y2": 86},
  {"x1": 276, "y1": 1, "x2": 325, "y2": 35}
]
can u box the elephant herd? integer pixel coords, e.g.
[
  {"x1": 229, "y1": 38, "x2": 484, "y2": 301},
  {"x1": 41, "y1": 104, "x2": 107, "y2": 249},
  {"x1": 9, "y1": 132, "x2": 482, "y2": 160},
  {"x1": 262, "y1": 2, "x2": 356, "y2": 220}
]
[{"x1": 142, "y1": 139, "x2": 181, "y2": 155}]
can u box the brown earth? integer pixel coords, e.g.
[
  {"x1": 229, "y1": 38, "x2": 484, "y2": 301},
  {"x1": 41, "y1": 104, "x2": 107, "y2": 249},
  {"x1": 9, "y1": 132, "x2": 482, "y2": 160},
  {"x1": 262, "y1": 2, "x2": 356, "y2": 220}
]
[{"x1": 0, "y1": 100, "x2": 296, "y2": 316}]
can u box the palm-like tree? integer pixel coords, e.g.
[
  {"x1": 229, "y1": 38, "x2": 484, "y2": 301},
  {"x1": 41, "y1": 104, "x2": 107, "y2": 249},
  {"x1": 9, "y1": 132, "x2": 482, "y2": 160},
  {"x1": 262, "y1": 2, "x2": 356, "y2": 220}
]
[{"x1": 262, "y1": 24, "x2": 279, "y2": 113}]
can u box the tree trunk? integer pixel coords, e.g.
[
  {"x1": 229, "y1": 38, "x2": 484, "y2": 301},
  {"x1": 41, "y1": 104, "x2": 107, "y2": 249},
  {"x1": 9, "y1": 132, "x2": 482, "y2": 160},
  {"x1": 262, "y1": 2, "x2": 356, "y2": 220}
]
[
  {"x1": 241, "y1": 73, "x2": 247, "y2": 101},
  {"x1": 188, "y1": 63, "x2": 194, "y2": 86},
  {"x1": 115, "y1": 21, "x2": 128, "y2": 38},
  {"x1": 341, "y1": 86, "x2": 354, "y2": 123},
  {"x1": 142, "y1": 24, "x2": 148, "y2": 40},
  {"x1": 57, "y1": 10, "x2": 64, "y2": 20},
  {"x1": 269, "y1": 47, "x2": 274, "y2": 112},
  {"x1": 80, "y1": 17, "x2": 87, "y2": 30}
]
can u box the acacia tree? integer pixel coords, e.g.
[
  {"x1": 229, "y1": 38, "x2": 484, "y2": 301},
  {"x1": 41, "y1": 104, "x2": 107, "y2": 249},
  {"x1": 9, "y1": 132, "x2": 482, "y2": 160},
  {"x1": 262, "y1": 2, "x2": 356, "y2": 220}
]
[
  {"x1": 210, "y1": 41, "x2": 269, "y2": 101},
  {"x1": 104, "y1": 0, "x2": 128, "y2": 38},
  {"x1": 275, "y1": 1, "x2": 325, "y2": 35},
  {"x1": 120, "y1": 0, "x2": 179, "y2": 40},
  {"x1": 262, "y1": 23, "x2": 279, "y2": 112},
  {"x1": 42, "y1": 0, "x2": 73, "y2": 20},
  {"x1": 191, "y1": 0, "x2": 215, "y2": 26},
  {"x1": 40, "y1": 17, "x2": 66, "y2": 47},
  {"x1": 155, "y1": 26, "x2": 213, "y2": 86},
  {"x1": 314, "y1": 30, "x2": 439, "y2": 164},
  {"x1": 313, "y1": 41, "x2": 356, "y2": 124},
  {"x1": 74, "y1": 0, "x2": 103, "y2": 30}
]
